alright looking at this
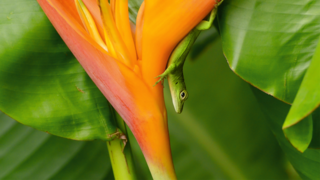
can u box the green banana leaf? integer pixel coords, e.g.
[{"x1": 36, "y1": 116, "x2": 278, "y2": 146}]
[
  {"x1": 283, "y1": 37, "x2": 320, "y2": 151},
  {"x1": 283, "y1": 115, "x2": 313, "y2": 153},
  {"x1": 0, "y1": 111, "x2": 114, "y2": 180},
  {"x1": 186, "y1": 27, "x2": 319, "y2": 178},
  {"x1": 218, "y1": 0, "x2": 320, "y2": 104},
  {"x1": 0, "y1": 0, "x2": 318, "y2": 179},
  {"x1": 252, "y1": 87, "x2": 320, "y2": 179},
  {"x1": 0, "y1": 0, "x2": 126, "y2": 141},
  {"x1": 217, "y1": 0, "x2": 320, "y2": 153}
]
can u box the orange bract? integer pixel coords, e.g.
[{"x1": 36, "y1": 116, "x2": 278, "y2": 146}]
[
  {"x1": 37, "y1": 0, "x2": 218, "y2": 179},
  {"x1": 114, "y1": 0, "x2": 137, "y2": 62},
  {"x1": 135, "y1": 1, "x2": 145, "y2": 60},
  {"x1": 141, "y1": 0, "x2": 217, "y2": 88}
]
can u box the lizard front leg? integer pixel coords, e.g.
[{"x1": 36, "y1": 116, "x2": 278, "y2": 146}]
[{"x1": 154, "y1": 64, "x2": 176, "y2": 86}]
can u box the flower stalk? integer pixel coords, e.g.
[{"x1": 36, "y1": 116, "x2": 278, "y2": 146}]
[
  {"x1": 107, "y1": 139, "x2": 136, "y2": 180},
  {"x1": 107, "y1": 111, "x2": 137, "y2": 180}
]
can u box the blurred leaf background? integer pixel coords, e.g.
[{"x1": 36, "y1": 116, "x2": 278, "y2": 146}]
[
  {"x1": 0, "y1": 111, "x2": 114, "y2": 180},
  {"x1": 0, "y1": 28, "x2": 301, "y2": 179},
  {"x1": 1, "y1": 0, "x2": 320, "y2": 179}
]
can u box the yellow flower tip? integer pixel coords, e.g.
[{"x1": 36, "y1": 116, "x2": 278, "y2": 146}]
[
  {"x1": 103, "y1": 29, "x2": 117, "y2": 58},
  {"x1": 75, "y1": 0, "x2": 108, "y2": 52},
  {"x1": 135, "y1": 1, "x2": 145, "y2": 60},
  {"x1": 74, "y1": 0, "x2": 138, "y2": 69},
  {"x1": 114, "y1": 0, "x2": 137, "y2": 62},
  {"x1": 110, "y1": 0, "x2": 116, "y2": 17},
  {"x1": 98, "y1": 0, "x2": 135, "y2": 68}
]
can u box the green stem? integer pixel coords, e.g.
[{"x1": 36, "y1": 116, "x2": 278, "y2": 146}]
[{"x1": 107, "y1": 111, "x2": 137, "y2": 180}]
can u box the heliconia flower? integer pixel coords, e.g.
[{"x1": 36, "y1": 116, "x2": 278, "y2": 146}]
[{"x1": 37, "y1": 0, "x2": 217, "y2": 179}]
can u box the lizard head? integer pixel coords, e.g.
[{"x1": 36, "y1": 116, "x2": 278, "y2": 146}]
[
  {"x1": 168, "y1": 78, "x2": 188, "y2": 114},
  {"x1": 173, "y1": 89, "x2": 188, "y2": 114}
]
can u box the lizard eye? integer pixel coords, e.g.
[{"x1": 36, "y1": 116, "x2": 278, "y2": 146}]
[{"x1": 180, "y1": 90, "x2": 188, "y2": 100}]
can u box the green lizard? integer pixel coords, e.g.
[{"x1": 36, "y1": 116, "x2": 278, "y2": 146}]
[{"x1": 154, "y1": 1, "x2": 222, "y2": 114}]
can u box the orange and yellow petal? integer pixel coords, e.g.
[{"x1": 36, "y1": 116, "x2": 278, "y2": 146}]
[
  {"x1": 38, "y1": 0, "x2": 176, "y2": 179},
  {"x1": 46, "y1": 0, "x2": 108, "y2": 54},
  {"x1": 114, "y1": 0, "x2": 137, "y2": 62},
  {"x1": 141, "y1": 0, "x2": 218, "y2": 89},
  {"x1": 135, "y1": 1, "x2": 145, "y2": 60}
]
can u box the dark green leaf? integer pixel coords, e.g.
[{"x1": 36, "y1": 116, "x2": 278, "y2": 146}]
[
  {"x1": 282, "y1": 38, "x2": 320, "y2": 151},
  {"x1": 283, "y1": 115, "x2": 313, "y2": 153},
  {"x1": 218, "y1": 0, "x2": 320, "y2": 103},
  {"x1": 284, "y1": 38, "x2": 320, "y2": 128},
  {"x1": 0, "y1": 0, "x2": 118, "y2": 140},
  {"x1": 310, "y1": 108, "x2": 320, "y2": 149},
  {"x1": 252, "y1": 87, "x2": 320, "y2": 179},
  {"x1": 0, "y1": 111, "x2": 113, "y2": 180}
]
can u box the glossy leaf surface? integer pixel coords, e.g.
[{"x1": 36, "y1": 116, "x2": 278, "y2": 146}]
[
  {"x1": 252, "y1": 87, "x2": 320, "y2": 179},
  {"x1": 284, "y1": 36, "x2": 320, "y2": 126},
  {"x1": 283, "y1": 115, "x2": 313, "y2": 153},
  {"x1": 282, "y1": 116, "x2": 313, "y2": 152},
  {"x1": 0, "y1": 0, "x2": 119, "y2": 140},
  {"x1": 0, "y1": 111, "x2": 114, "y2": 180},
  {"x1": 218, "y1": 0, "x2": 320, "y2": 103},
  {"x1": 282, "y1": 38, "x2": 320, "y2": 152}
]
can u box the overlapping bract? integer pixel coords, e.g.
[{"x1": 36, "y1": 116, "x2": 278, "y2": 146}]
[{"x1": 37, "y1": 0, "x2": 217, "y2": 179}]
